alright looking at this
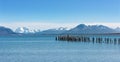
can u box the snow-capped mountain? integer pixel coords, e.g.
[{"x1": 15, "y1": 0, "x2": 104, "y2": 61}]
[
  {"x1": 14, "y1": 27, "x2": 67, "y2": 34},
  {"x1": 65, "y1": 24, "x2": 118, "y2": 34},
  {"x1": 0, "y1": 24, "x2": 119, "y2": 35},
  {"x1": 15, "y1": 27, "x2": 40, "y2": 33},
  {"x1": 57, "y1": 27, "x2": 67, "y2": 30},
  {"x1": 14, "y1": 25, "x2": 119, "y2": 34},
  {"x1": 115, "y1": 27, "x2": 120, "y2": 32},
  {"x1": 36, "y1": 27, "x2": 67, "y2": 34}
]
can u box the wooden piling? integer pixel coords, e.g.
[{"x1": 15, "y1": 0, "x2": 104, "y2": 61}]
[{"x1": 56, "y1": 35, "x2": 120, "y2": 45}]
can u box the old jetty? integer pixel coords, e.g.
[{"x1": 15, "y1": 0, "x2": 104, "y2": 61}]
[{"x1": 56, "y1": 34, "x2": 120, "y2": 44}]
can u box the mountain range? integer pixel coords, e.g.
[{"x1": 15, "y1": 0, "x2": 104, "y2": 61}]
[
  {"x1": 65, "y1": 24, "x2": 118, "y2": 34},
  {"x1": 35, "y1": 27, "x2": 67, "y2": 35},
  {"x1": 0, "y1": 24, "x2": 119, "y2": 35}
]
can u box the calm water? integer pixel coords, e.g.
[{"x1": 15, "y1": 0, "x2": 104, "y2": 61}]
[{"x1": 0, "y1": 35, "x2": 120, "y2": 62}]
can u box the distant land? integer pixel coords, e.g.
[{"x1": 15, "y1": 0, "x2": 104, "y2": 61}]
[{"x1": 0, "y1": 24, "x2": 120, "y2": 36}]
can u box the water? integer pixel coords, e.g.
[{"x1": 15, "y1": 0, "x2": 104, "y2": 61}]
[{"x1": 0, "y1": 35, "x2": 120, "y2": 62}]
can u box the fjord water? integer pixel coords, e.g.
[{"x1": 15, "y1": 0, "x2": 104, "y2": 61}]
[{"x1": 0, "y1": 35, "x2": 120, "y2": 62}]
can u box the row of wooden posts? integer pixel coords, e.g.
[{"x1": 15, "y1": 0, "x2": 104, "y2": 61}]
[{"x1": 56, "y1": 35, "x2": 120, "y2": 44}]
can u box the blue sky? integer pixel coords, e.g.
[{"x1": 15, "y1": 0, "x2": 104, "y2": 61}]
[{"x1": 0, "y1": 0, "x2": 120, "y2": 30}]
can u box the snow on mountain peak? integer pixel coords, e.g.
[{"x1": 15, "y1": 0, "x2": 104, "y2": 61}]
[
  {"x1": 15, "y1": 27, "x2": 40, "y2": 33},
  {"x1": 57, "y1": 27, "x2": 67, "y2": 30}
]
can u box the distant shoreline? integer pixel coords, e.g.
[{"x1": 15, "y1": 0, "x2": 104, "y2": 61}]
[{"x1": 0, "y1": 33, "x2": 120, "y2": 36}]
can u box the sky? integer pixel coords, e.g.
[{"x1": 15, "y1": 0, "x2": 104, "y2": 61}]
[{"x1": 0, "y1": 0, "x2": 120, "y2": 30}]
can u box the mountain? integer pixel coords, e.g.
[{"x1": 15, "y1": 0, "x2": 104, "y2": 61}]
[
  {"x1": 65, "y1": 24, "x2": 118, "y2": 34},
  {"x1": 0, "y1": 26, "x2": 15, "y2": 35},
  {"x1": 115, "y1": 27, "x2": 120, "y2": 32},
  {"x1": 15, "y1": 27, "x2": 40, "y2": 34},
  {"x1": 15, "y1": 27, "x2": 29, "y2": 33},
  {"x1": 1, "y1": 24, "x2": 119, "y2": 35},
  {"x1": 36, "y1": 27, "x2": 67, "y2": 35}
]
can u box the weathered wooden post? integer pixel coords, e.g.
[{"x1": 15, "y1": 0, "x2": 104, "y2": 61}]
[
  {"x1": 106, "y1": 38, "x2": 109, "y2": 44},
  {"x1": 93, "y1": 37, "x2": 94, "y2": 43},
  {"x1": 118, "y1": 38, "x2": 120, "y2": 44},
  {"x1": 114, "y1": 38, "x2": 117, "y2": 45}
]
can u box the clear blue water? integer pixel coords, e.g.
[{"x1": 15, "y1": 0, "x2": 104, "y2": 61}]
[{"x1": 0, "y1": 35, "x2": 120, "y2": 62}]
